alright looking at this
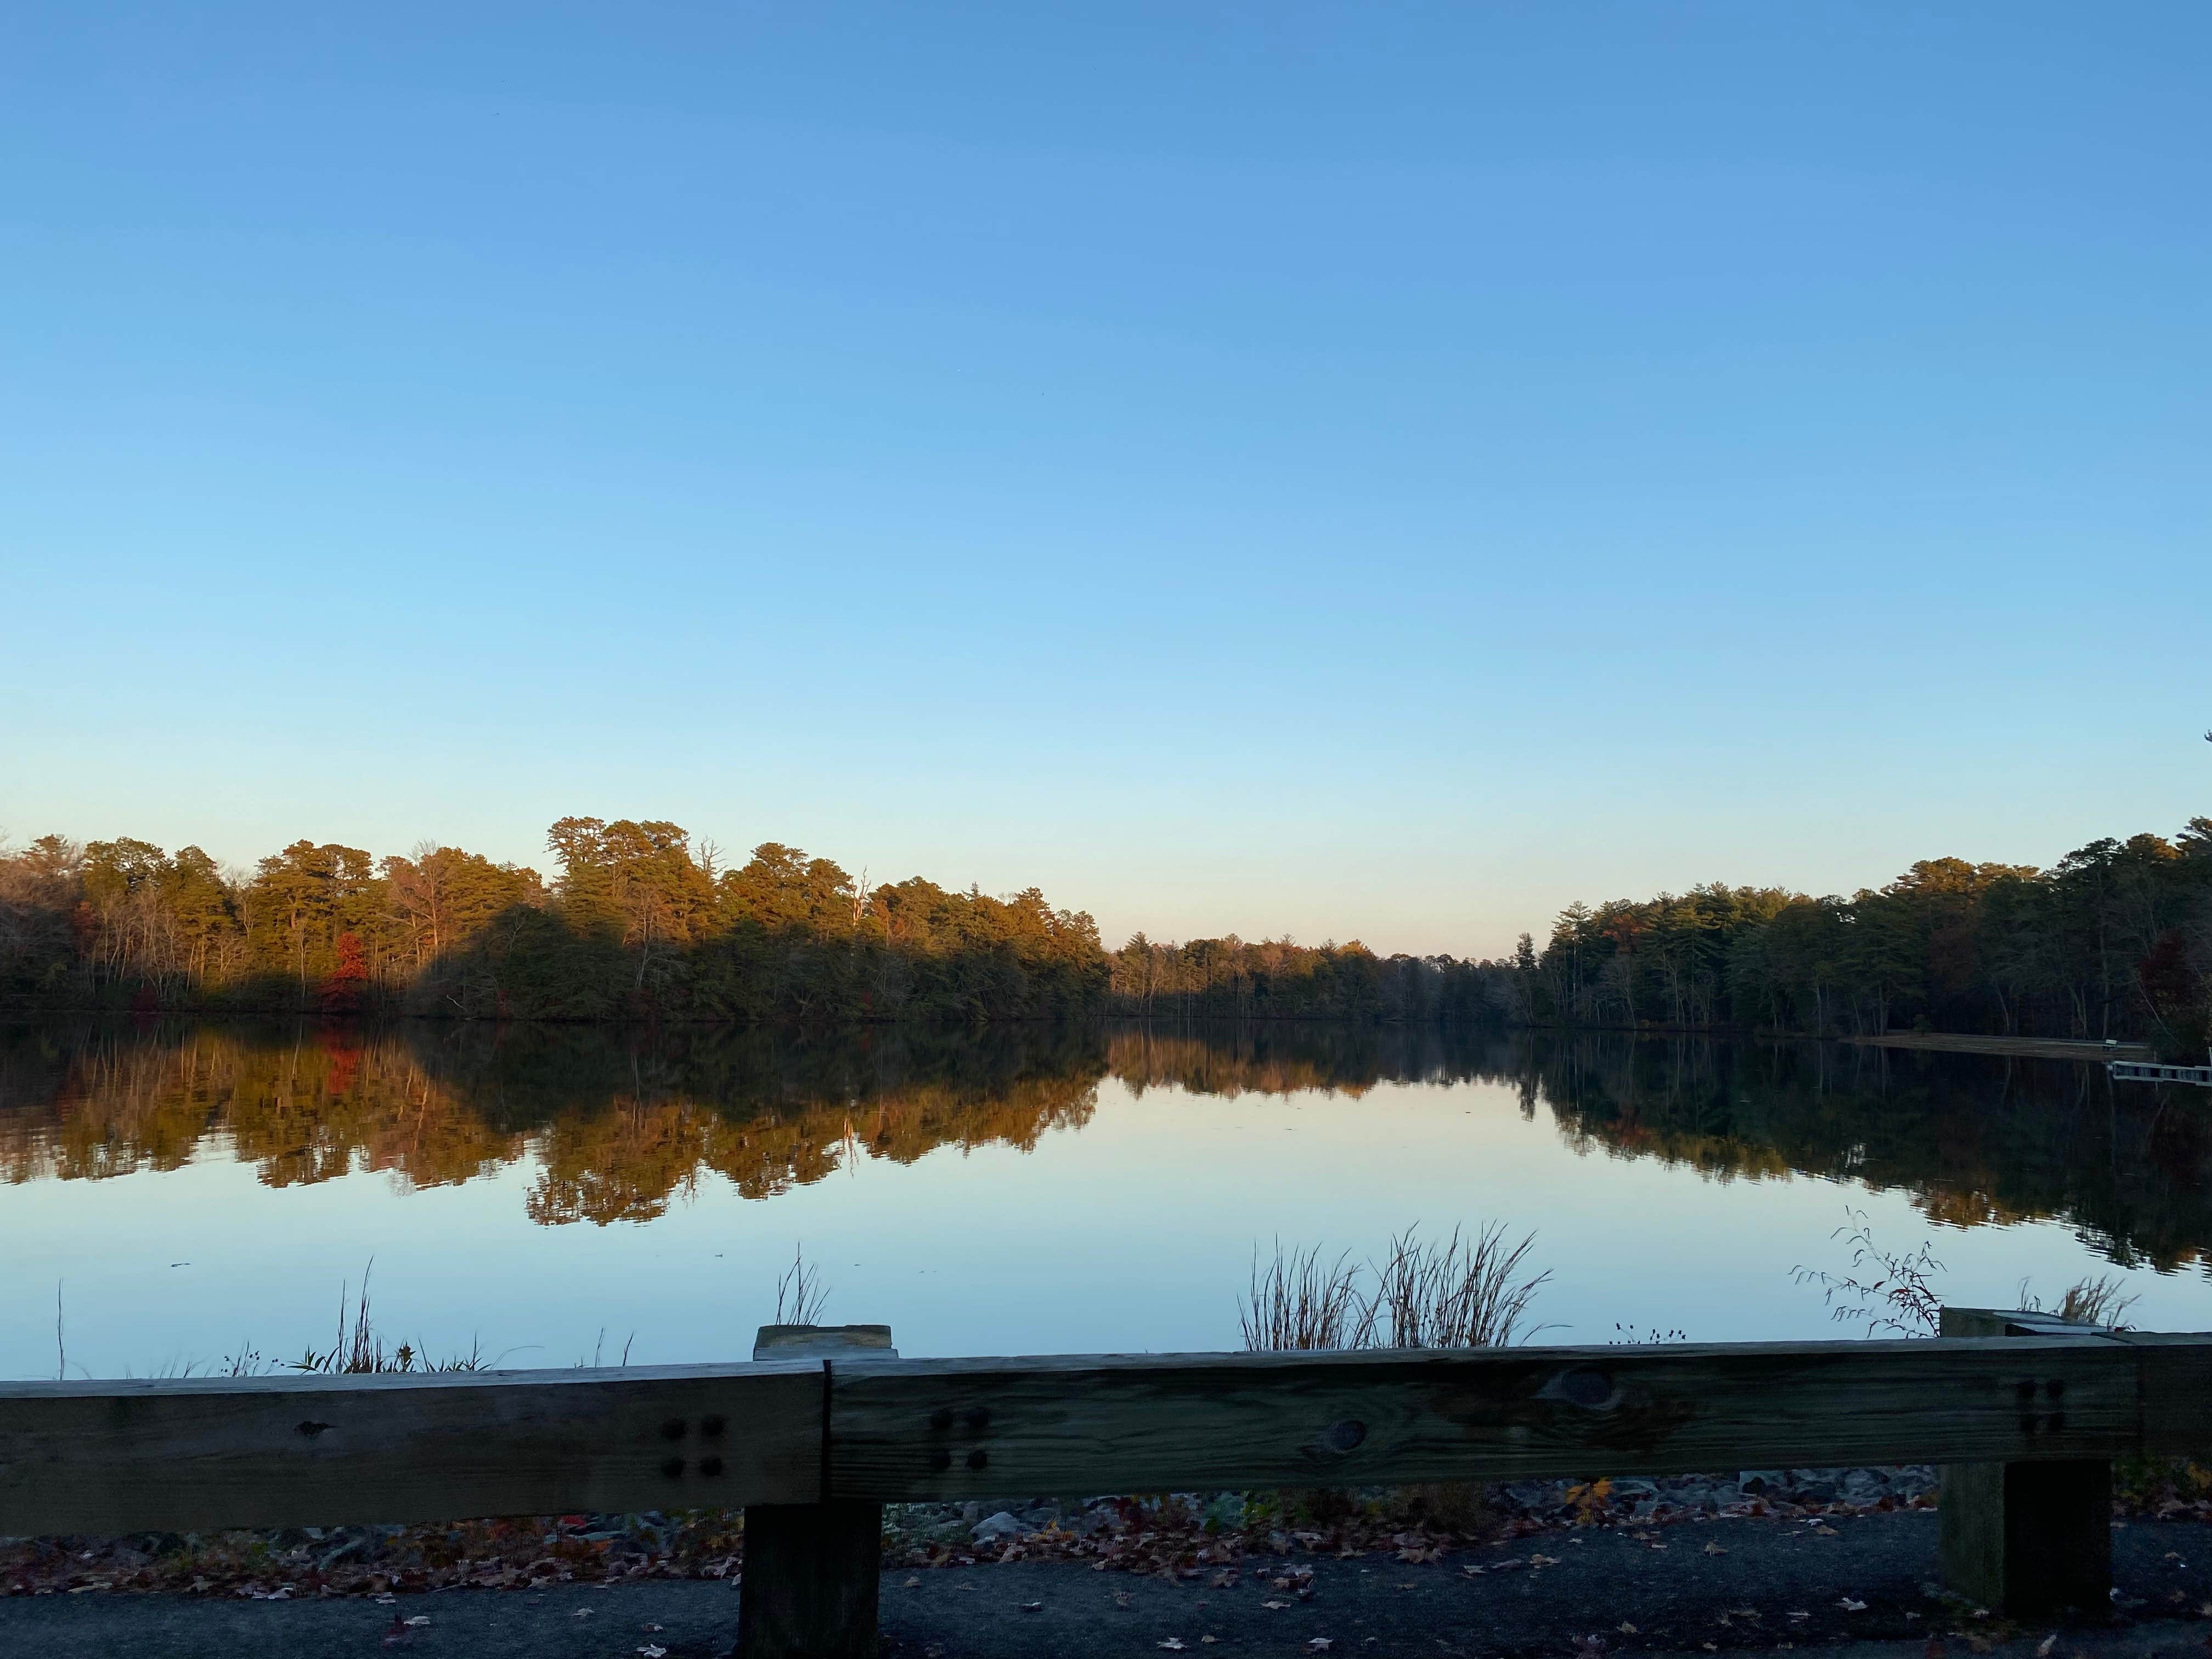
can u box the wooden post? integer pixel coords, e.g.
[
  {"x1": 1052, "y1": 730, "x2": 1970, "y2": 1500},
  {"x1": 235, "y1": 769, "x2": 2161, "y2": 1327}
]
[
  {"x1": 1938, "y1": 1307, "x2": 2115, "y2": 1617},
  {"x1": 740, "y1": 1325, "x2": 896, "y2": 1659}
]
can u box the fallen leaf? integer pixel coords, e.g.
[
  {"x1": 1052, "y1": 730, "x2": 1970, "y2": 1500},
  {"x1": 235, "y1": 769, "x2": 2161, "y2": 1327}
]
[
  {"x1": 2037, "y1": 1638, "x2": 2057, "y2": 1658},
  {"x1": 1262, "y1": 1599, "x2": 1289, "y2": 1610},
  {"x1": 1704, "y1": 1543, "x2": 1729, "y2": 1556},
  {"x1": 1160, "y1": 1642, "x2": 1187, "y2": 1652},
  {"x1": 1018, "y1": 1601, "x2": 1042, "y2": 1612},
  {"x1": 404, "y1": 1617, "x2": 431, "y2": 1628},
  {"x1": 1618, "y1": 1623, "x2": 1639, "y2": 1635},
  {"x1": 1814, "y1": 1525, "x2": 1840, "y2": 1537},
  {"x1": 903, "y1": 1577, "x2": 921, "y2": 1589},
  {"x1": 1839, "y1": 1598, "x2": 1867, "y2": 1612},
  {"x1": 637, "y1": 1648, "x2": 668, "y2": 1658},
  {"x1": 571, "y1": 1609, "x2": 593, "y2": 1619}
]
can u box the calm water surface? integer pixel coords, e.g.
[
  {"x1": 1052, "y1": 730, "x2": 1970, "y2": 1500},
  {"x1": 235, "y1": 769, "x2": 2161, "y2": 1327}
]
[{"x1": 4, "y1": 1018, "x2": 2209, "y2": 1379}]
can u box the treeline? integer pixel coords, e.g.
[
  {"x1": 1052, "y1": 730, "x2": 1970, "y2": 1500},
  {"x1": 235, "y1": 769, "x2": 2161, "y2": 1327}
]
[
  {"x1": 1509, "y1": 820, "x2": 2212, "y2": 1056},
  {"x1": 1108, "y1": 933, "x2": 1499, "y2": 1024},
  {"x1": 0, "y1": 818, "x2": 1510, "y2": 1025},
  {"x1": 10, "y1": 810, "x2": 2204, "y2": 1042},
  {"x1": 0, "y1": 820, "x2": 1107, "y2": 1023}
]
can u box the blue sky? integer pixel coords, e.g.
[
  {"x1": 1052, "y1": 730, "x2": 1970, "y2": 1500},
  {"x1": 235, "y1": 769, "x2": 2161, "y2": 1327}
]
[{"x1": 3, "y1": 3, "x2": 2206, "y2": 956}]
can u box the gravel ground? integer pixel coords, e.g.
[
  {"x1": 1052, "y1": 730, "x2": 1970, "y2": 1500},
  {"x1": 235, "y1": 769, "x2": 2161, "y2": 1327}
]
[{"x1": 4, "y1": 1511, "x2": 2208, "y2": 1659}]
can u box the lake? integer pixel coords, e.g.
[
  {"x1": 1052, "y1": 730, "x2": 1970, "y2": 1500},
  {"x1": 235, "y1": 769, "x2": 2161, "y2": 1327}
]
[{"x1": 3, "y1": 1017, "x2": 2208, "y2": 1380}]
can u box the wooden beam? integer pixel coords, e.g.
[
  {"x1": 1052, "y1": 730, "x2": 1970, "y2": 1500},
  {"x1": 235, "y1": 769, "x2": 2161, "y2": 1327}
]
[
  {"x1": 826, "y1": 1336, "x2": 2151, "y2": 1500},
  {"x1": 2109, "y1": 1331, "x2": 2212, "y2": 1454},
  {"x1": 9, "y1": 1328, "x2": 2207, "y2": 1546},
  {"x1": 741, "y1": 1327, "x2": 898, "y2": 1659},
  {"x1": 1937, "y1": 1308, "x2": 2120, "y2": 1617},
  {"x1": 0, "y1": 1362, "x2": 823, "y2": 1536},
  {"x1": 755, "y1": 1325, "x2": 894, "y2": 1359}
]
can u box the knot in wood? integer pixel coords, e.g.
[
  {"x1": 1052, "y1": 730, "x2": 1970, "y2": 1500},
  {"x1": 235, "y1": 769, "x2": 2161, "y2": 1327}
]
[
  {"x1": 295, "y1": 1420, "x2": 332, "y2": 1439},
  {"x1": 1557, "y1": 1368, "x2": 1614, "y2": 1408},
  {"x1": 1321, "y1": 1419, "x2": 1367, "y2": 1454}
]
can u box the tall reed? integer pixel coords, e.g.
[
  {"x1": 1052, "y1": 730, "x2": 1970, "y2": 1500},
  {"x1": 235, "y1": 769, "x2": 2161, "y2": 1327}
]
[
  {"x1": 2021, "y1": 1272, "x2": 2141, "y2": 1329},
  {"x1": 1239, "y1": 1242, "x2": 1372, "y2": 1352},
  {"x1": 1238, "y1": 1223, "x2": 1549, "y2": 1355},
  {"x1": 1365, "y1": 1224, "x2": 1550, "y2": 1350},
  {"x1": 275, "y1": 1264, "x2": 488, "y2": 1374},
  {"x1": 773, "y1": 1242, "x2": 831, "y2": 1326}
]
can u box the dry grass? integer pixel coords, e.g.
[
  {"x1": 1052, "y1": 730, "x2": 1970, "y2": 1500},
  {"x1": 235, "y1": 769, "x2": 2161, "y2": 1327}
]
[
  {"x1": 2021, "y1": 1272, "x2": 2141, "y2": 1329},
  {"x1": 1365, "y1": 1224, "x2": 1551, "y2": 1350},
  {"x1": 774, "y1": 1242, "x2": 831, "y2": 1327},
  {"x1": 1238, "y1": 1242, "x2": 1370, "y2": 1352},
  {"x1": 273, "y1": 1265, "x2": 488, "y2": 1374},
  {"x1": 1239, "y1": 1223, "x2": 1550, "y2": 1355}
]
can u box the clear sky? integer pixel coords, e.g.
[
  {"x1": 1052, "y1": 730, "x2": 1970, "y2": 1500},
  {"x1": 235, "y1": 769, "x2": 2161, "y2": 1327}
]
[{"x1": 3, "y1": 3, "x2": 2206, "y2": 958}]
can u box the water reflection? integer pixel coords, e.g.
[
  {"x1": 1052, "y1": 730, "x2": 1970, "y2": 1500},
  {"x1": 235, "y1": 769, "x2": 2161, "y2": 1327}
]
[{"x1": 3, "y1": 1019, "x2": 2208, "y2": 1272}]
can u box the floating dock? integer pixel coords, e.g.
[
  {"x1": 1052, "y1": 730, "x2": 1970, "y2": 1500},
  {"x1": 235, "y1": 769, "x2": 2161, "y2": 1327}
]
[{"x1": 2109, "y1": 1052, "x2": 2212, "y2": 1086}]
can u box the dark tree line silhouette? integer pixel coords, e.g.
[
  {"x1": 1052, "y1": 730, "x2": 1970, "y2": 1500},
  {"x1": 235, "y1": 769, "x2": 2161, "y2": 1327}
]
[
  {"x1": 2, "y1": 811, "x2": 2207, "y2": 1047},
  {"x1": 0, "y1": 820, "x2": 1108, "y2": 1023},
  {"x1": 1505, "y1": 820, "x2": 2212, "y2": 1055}
]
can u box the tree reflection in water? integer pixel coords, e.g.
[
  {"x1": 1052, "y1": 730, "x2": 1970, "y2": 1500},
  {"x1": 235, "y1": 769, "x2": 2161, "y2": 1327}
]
[{"x1": 2, "y1": 1019, "x2": 2207, "y2": 1273}]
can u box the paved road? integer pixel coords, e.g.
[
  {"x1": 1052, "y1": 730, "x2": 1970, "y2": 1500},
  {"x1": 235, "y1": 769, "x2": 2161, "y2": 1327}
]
[{"x1": 4, "y1": 1514, "x2": 2207, "y2": 1658}]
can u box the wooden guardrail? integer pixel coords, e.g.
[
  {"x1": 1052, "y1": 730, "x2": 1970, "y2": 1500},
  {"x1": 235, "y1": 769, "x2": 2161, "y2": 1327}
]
[{"x1": 4, "y1": 1313, "x2": 2207, "y2": 1657}]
